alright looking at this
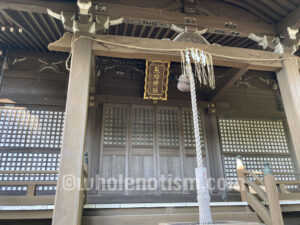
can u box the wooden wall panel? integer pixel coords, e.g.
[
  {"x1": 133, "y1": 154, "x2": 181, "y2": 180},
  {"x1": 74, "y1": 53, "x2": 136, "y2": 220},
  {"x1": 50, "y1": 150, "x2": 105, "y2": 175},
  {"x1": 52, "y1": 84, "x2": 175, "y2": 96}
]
[
  {"x1": 131, "y1": 156, "x2": 154, "y2": 179},
  {"x1": 0, "y1": 52, "x2": 68, "y2": 106}
]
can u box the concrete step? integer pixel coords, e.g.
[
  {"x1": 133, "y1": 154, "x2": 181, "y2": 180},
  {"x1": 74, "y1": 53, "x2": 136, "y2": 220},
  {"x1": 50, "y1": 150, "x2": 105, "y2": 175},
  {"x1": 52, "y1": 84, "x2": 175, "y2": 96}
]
[
  {"x1": 82, "y1": 205, "x2": 262, "y2": 225},
  {"x1": 82, "y1": 212, "x2": 261, "y2": 225}
]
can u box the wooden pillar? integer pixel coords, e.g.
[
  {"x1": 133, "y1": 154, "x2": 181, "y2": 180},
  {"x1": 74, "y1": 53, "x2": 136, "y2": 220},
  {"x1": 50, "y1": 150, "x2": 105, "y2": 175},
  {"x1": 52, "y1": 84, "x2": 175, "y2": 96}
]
[
  {"x1": 203, "y1": 113, "x2": 224, "y2": 195},
  {"x1": 52, "y1": 38, "x2": 92, "y2": 225},
  {"x1": 276, "y1": 56, "x2": 300, "y2": 167}
]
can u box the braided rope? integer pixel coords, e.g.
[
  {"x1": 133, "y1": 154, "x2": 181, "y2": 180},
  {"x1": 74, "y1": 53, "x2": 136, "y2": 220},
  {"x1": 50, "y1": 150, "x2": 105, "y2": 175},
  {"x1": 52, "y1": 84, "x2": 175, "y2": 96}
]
[
  {"x1": 186, "y1": 60, "x2": 203, "y2": 168},
  {"x1": 185, "y1": 51, "x2": 212, "y2": 224},
  {"x1": 73, "y1": 35, "x2": 295, "y2": 62}
]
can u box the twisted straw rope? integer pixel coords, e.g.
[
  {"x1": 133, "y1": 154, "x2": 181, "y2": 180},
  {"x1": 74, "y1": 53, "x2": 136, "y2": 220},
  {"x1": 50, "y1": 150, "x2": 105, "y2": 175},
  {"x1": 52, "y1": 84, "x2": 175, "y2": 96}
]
[
  {"x1": 72, "y1": 35, "x2": 295, "y2": 62},
  {"x1": 186, "y1": 62, "x2": 203, "y2": 168}
]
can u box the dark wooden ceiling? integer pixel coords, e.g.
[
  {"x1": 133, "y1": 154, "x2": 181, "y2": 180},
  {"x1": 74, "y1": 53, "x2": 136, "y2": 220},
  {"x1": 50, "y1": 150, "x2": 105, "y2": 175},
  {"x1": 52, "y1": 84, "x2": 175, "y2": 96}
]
[
  {"x1": 0, "y1": 0, "x2": 299, "y2": 54},
  {"x1": 0, "y1": 9, "x2": 64, "y2": 51},
  {"x1": 219, "y1": 0, "x2": 300, "y2": 24}
]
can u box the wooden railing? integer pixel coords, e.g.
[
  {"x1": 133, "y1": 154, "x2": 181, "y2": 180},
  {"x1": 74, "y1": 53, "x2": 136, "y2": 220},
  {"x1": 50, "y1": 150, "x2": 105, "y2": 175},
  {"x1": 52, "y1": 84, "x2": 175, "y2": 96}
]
[
  {"x1": 0, "y1": 170, "x2": 58, "y2": 206},
  {"x1": 236, "y1": 156, "x2": 300, "y2": 225},
  {"x1": 0, "y1": 152, "x2": 89, "y2": 207},
  {"x1": 0, "y1": 170, "x2": 58, "y2": 196}
]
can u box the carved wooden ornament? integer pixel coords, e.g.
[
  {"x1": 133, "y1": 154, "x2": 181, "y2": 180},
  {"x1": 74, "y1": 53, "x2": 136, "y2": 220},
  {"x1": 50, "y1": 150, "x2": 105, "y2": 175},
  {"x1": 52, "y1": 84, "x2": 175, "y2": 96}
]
[{"x1": 143, "y1": 60, "x2": 170, "y2": 101}]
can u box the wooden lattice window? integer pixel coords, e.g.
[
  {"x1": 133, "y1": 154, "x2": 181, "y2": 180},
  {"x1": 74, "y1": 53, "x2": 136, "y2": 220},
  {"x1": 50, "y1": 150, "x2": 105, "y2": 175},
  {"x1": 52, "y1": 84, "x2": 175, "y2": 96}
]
[
  {"x1": 101, "y1": 104, "x2": 128, "y2": 192},
  {"x1": 103, "y1": 105, "x2": 127, "y2": 146},
  {"x1": 219, "y1": 119, "x2": 289, "y2": 154},
  {"x1": 157, "y1": 108, "x2": 179, "y2": 147},
  {"x1": 131, "y1": 107, "x2": 153, "y2": 146},
  {"x1": 0, "y1": 106, "x2": 64, "y2": 194},
  {"x1": 224, "y1": 155, "x2": 296, "y2": 188},
  {"x1": 181, "y1": 109, "x2": 205, "y2": 152},
  {"x1": 218, "y1": 117, "x2": 296, "y2": 189},
  {"x1": 0, "y1": 108, "x2": 64, "y2": 148}
]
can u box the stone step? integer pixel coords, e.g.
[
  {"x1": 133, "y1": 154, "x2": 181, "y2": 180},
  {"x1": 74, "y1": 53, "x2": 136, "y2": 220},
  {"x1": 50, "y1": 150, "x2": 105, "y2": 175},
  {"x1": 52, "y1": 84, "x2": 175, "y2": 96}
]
[{"x1": 82, "y1": 211, "x2": 261, "y2": 225}]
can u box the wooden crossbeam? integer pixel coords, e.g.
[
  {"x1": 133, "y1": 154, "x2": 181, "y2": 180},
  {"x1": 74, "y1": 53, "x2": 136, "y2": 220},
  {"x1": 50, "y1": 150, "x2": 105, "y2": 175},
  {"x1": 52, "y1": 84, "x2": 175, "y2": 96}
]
[
  {"x1": 211, "y1": 65, "x2": 250, "y2": 101},
  {"x1": 49, "y1": 32, "x2": 300, "y2": 72}
]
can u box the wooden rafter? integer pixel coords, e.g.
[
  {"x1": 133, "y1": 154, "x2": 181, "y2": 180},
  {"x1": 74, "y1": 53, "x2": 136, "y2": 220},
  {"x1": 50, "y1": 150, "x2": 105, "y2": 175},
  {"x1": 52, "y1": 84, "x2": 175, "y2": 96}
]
[
  {"x1": 37, "y1": 13, "x2": 57, "y2": 41},
  {"x1": 259, "y1": 0, "x2": 288, "y2": 16},
  {"x1": 0, "y1": 9, "x2": 40, "y2": 50},
  {"x1": 49, "y1": 32, "x2": 300, "y2": 72},
  {"x1": 130, "y1": 24, "x2": 137, "y2": 37},
  {"x1": 277, "y1": 5, "x2": 300, "y2": 34},
  {"x1": 49, "y1": 16, "x2": 63, "y2": 37},
  {"x1": 0, "y1": 0, "x2": 76, "y2": 14},
  {"x1": 139, "y1": 25, "x2": 146, "y2": 37},
  {"x1": 0, "y1": 0, "x2": 277, "y2": 38},
  {"x1": 222, "y1": 0, "x2": 274, "y2": 24},
  {"x1": 28, "y1": 12, "x2": 52, "y2": 43},
  {"x1": 274, "y1": 0, "x2": 295, "y2": 11},
  {"x1": 244, "y1": 0, "x2": 281, "y2": 21}
]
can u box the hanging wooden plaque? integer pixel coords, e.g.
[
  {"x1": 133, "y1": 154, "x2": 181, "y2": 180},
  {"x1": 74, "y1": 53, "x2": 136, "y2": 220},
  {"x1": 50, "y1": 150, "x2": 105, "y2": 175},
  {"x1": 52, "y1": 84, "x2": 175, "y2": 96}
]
[{"x1": 143, "y1": 60, "x2": 170, "y2": 101}]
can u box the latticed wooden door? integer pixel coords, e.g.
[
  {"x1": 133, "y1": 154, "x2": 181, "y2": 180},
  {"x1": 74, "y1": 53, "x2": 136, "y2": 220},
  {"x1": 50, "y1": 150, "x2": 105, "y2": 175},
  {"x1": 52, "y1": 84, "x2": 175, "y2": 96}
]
[{"x1": 99, "y1": 103, "x2": 207, "y2": 195}]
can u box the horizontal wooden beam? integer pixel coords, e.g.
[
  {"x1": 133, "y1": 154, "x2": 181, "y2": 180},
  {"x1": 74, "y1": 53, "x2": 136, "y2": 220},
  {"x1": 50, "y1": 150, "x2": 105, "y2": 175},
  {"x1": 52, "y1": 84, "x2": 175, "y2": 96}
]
[
  {"x1": 211, "y1": 65, "x2": 250, "y2": 101},
  {"x1": 96, "y1": 94, "x2": 230, "y2": 109},
  {"x1": 0, "y1": 210, "x2": 53, "y2": 220},
  {"x1": 49, "y1": 32, "x2": 300, "y2": 72},
  {"x1": 0, "y1": 196, "x2": 54, "y2": 206},
  {"x1": 0, "y1": 96, "x2": 66, "y2": 106}
]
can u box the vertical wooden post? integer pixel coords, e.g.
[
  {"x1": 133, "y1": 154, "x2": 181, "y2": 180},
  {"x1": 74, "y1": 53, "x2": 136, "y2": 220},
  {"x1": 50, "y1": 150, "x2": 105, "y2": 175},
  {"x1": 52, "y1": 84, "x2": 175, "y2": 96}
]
[
  {"x1": 263, "y1": 162, "x2": 284, "y2": 225},
  {"x1": 276, "y1": 56, "x2": 300, "y2": 167},
  {"x1": 203, "y1": 113, "x2": 224, "y2": 195},
  {"x1": 85, "y1": 106, "x2": 101, "y2": 195},
  {"x1": 236, "y1": 155, "x2": 247, "y2": 202},
  {"x1": 52, "y1": 37, "x2": 92, "y2": 225},
  {"x1": 26, "y1": 184, "x2": 36, "y2": 196}
]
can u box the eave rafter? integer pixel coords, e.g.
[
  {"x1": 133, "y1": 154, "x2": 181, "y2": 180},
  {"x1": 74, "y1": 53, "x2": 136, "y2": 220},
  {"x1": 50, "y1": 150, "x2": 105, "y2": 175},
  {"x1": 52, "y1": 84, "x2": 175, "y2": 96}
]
[
  {"x1": 0, "y1": 0, "x2": 277, "y2": 39},
  {"x1": 277, "y1": 5, "x2": 300, "y2": 33}
]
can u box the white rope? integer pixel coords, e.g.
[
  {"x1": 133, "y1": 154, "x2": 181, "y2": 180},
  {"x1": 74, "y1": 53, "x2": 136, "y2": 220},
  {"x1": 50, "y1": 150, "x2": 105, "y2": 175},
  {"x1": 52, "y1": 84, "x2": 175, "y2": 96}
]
[
  {"x1": 73, "y1": 35, "x2": 295, "y2": 62},
  {"x1": 185, "y1": 51, "x2": 203, "y2": 167},
  {"x1": 185, "y1": 50, "x2": 212, "y2": 224}
]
